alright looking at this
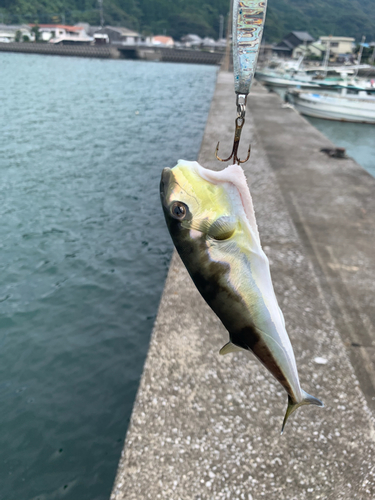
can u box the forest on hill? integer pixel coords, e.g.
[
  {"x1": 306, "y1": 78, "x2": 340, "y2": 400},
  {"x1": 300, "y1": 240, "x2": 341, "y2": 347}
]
[{"x1": 0, "y1": 0, "x2": 374, "y2": 43}]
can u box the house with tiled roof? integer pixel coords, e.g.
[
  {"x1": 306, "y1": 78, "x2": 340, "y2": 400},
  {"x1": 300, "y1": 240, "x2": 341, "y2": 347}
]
[
  {"x1": 93, "y1": 26, "x2": 142, "y2": 45},
  {"x1": 152, "y1": 35, "x2": 174, "y2": 47},
  {"x1": 274, "y1": 31, "x2": 315, "y2": 57}
]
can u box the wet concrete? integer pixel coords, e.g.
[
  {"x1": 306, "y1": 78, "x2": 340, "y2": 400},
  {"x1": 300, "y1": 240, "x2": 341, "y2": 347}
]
[{"x1": 111, "y1": 72, "x2": 375, "y2": 499}]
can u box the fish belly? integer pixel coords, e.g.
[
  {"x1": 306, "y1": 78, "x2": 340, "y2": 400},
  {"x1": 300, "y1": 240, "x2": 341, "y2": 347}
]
[{"x1": 207, "y1": 243, "x2": 302, "y2": 402}]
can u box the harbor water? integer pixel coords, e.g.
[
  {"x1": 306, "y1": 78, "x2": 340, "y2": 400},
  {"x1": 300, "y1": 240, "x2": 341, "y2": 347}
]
[
  {"x1": 305, "y1": 117, "x2": 375, "y2": 178},
  {"x1": 0, "y1": 53, "x2": 217, "y2": 500},
  {"x1": 268, "y1": 86, "x2": 375, "y2": 178}
]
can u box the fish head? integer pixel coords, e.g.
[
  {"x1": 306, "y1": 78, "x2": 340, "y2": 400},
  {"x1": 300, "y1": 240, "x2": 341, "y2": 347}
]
[{"x1": 160, "y1": 160, "x2": 235, "y2": 242}]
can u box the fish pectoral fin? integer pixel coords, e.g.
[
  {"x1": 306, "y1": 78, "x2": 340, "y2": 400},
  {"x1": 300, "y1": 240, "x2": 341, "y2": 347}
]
[
  {"x1": 181, "y1": 216, "x2": 236, "y2": 240},
  {"x1": 207, "y1": 216, "x2": 236, "y2": 241},
  {"x1": 181, "y1": 218, "x2": 211, "y2": 233},
  {"x1": 219, "y1": 341, "x2": 244, "y2": 355}
]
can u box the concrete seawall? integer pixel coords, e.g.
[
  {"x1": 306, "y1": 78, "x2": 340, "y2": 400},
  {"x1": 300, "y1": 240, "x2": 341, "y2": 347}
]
[
  {"x1": 0, "y1": 42, "x2": 224, "y2": 65},
  {"x1": 111, "y1": 72, "x2": 375, "y2": 499},
  {"x1": 135, "y1": 46, "x2": 224, "y2": 65},
  {"x1": 0, "y1": 42, "x2": 119, "y2": 58}
]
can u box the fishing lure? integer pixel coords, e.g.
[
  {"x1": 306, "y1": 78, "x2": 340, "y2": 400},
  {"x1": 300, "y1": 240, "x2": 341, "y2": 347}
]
[{"x1": 217, "y1": 0, "x2": 268, "y2": 165}]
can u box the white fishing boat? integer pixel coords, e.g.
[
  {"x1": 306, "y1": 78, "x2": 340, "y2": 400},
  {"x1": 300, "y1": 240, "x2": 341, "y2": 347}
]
[
  {"x1": 287, "y1": 89, "x2": 375, "y2": 124},
  {"x1": 255, "y1": 57, "x2": 321, "y2": 89},
  {"x1": 255, "y1": 65, "x2": 374, "y2": 92},
  {"x1": 255, "y1": 69, "x2": 321, "y2": 89},
  {"x1": 255, "y1": 50, "x2": 373, "y2": 93}
]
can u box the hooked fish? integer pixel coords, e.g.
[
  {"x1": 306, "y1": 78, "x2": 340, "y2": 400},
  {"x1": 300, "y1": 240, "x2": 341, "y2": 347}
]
[{"x1": 160, "y1": 160, "x2": 323, "y2": 432}]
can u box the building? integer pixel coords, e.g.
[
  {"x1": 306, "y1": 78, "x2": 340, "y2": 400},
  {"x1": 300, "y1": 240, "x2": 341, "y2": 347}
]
[
  {"x1": 93, "y1": 33, "x2": 109, "y2": 45},
  {"x1": 0, "y1": 24, "x2": 32, "y2": 42},
  {"x1": 201, "y1": 37, "x2": 216, "y2": 49},
  {"x1": 319, "y1": 36, "x2": 355, "y2": 55},
  {"x1": 180, "y1": 34, "x2": 202, "y2": 48},
  {"x1": 274, "y1": 31, "x2": 315, "y2": 57},
  {"x1": 292, "y1": 36, "x2": 356, "y2": 62},
  {"x1": 93, "y1": 27, "x2": 142, "y2": 45},
  {"x1": 292, "y1": 41, "x2": 325, "y2": 59},
  {"x1": 29, "y1": 24, "x2": 93, "y2": 44},
  {"x1": 151, "y1": 35, "x2": 174, "y2": 47}
]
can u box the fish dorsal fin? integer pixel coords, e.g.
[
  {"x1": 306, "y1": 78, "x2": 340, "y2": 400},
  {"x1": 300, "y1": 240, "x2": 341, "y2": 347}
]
[{"x1": 219, "y1": 341, "x2": 243, "y2": 355}]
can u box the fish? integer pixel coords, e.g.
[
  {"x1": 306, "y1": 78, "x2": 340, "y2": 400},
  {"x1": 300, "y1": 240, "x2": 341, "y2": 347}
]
[{"x1": 160, "y1": 159, "x2": 324, "y2": 433}]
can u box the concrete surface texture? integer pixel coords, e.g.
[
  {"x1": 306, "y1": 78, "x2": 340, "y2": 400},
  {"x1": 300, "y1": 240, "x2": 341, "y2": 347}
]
[
  {"x1": 111, "y1": 72, "x2": 375, "y2": 499},
  {"x1": 0, "y1": 43, "x2": 223, "y2": 64},
  {"x1": 0, "y1": 42, "x2": 119, "y2": 58}
]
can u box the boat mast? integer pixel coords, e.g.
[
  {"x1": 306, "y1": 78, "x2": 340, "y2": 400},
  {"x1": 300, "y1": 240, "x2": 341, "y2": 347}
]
[
  {"x1": 371, "y1": 44, "x2": 375, "y2": 64},
  {"x1": 296, "y1": 39, "x2": 308, "y2": 71},
  {"x1": 354, "y1": 36, "x2": 366, "y2": 78},
  {"x1": 358, "y1": 36, "x2": 366, "y2": 65},
  {"x1": 322, "y1": 36, "x2": 331, "y2": 77}
]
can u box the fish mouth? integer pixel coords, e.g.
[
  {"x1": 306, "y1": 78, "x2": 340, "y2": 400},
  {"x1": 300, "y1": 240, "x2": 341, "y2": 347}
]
[{"x1": 160, "y1": 167, "x2": 172, "y2": 205}]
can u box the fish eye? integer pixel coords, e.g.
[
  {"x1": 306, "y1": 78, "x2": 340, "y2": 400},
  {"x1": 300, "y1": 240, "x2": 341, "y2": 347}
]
[{"x1": 170, "y1": 201, "x2": 187, "y2": 220}]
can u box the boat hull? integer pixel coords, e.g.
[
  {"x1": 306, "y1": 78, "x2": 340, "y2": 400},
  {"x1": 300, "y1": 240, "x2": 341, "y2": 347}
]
[
  {"x1": 255, "y1": 71, "x2": 320, "y2": 89},
  {"x1": 289, "y1": 92, "x2": 375, "y2": 124}
]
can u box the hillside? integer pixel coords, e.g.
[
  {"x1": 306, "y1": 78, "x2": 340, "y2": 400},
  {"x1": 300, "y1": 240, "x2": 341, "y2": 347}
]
[
  {"x1": 0, "y1": 0, "x2": 374, "y2": 42},
  {"x1": 263, "y1": 0, "x2": 375, "y2": 43}
]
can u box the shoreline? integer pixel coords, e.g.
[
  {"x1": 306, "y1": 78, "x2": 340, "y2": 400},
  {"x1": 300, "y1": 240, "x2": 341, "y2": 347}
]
[{"x1": 0, "y1": 42, "x2": 224, "y2": 65}]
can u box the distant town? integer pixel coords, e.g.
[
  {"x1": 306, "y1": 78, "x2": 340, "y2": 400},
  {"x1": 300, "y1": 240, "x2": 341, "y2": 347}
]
[
  {"x1": 0, "y1": 23, "x2": 227, "y2": 51},
  {"x1": 0, "y1": 24, "x2": 374, "y2": 65}
]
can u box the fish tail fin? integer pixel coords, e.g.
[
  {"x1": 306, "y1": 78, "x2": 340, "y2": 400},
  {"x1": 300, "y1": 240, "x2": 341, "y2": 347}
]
[{"x1": 281, "y1": 390, "x2": 324, "y2": 435}]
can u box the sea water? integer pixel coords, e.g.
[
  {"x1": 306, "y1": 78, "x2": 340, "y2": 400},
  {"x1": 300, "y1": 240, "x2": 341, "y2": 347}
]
[
  {"x1": 269, "y1": 87, "x2": 375, "y2": 177},
  {"x1": 0, "y1": 53, "x2": 217, "y2": 500},
  {"x1": 305, "y1": 116, "x2": 375, "y2": 177}
]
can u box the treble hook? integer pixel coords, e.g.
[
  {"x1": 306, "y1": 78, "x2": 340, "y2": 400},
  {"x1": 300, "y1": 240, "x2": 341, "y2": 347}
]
[{"x1": 215, "y1": 94, "x2": 251, "y2": 165}]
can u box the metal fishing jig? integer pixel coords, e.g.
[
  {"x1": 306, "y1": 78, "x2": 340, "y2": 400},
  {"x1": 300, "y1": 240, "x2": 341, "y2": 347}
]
[{"x1": 216, "y1": 0, "x2": 267, "y2": 165}]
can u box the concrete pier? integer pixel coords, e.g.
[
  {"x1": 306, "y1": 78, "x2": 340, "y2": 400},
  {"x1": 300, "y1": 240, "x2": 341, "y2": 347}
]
[
  {"x1": 111, "y1": 72, "x2": 375, "y2": 499},
  {"x1": 0, "y1": 42, "x2": 223, "y2": 64},
  {"x1": 0, "y1": 41, "x2": 119, "y2": 59}
]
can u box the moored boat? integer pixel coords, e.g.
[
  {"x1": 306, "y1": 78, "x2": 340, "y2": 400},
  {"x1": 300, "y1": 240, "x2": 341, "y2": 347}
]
[
  {"x1": 287, "y1": 89, "x2": 375, "y2": 124},
  {"x1": 255, "y1": 69, "x2": 321, "y2": 89},
  {"x1": 255, "y1": 58, "x2": 374, "y2": 94}
]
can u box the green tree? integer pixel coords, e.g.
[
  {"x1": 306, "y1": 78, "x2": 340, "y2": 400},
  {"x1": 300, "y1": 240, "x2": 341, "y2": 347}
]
[
  {"x1": 354, "y1": 44, "x2": 373, "y2": 64},
  {"x1": 0, "y1": 0, "x2": 374, "y2": 43},
  {"x1": 31, "y1": 25, "x2": 40, "y2": 42},
  {"x1": 15, "y1": 29, "x2": 21, "y2": 42}
]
